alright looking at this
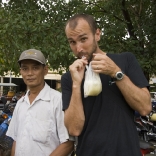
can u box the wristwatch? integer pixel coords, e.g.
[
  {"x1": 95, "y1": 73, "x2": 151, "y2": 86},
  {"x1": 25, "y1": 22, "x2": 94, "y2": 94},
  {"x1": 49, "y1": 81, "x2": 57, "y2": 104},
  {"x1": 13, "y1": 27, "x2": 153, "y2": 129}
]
[{"x1": 113, "y1": 71, "x2": 124, "y2": 81}]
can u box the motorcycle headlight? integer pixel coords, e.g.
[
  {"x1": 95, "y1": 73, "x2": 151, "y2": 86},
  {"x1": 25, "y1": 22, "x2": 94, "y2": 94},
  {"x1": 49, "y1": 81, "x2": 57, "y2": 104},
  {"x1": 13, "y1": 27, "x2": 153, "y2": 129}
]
[{"x1": 2, "y1": 113, "x2": 8, "y2": 119}]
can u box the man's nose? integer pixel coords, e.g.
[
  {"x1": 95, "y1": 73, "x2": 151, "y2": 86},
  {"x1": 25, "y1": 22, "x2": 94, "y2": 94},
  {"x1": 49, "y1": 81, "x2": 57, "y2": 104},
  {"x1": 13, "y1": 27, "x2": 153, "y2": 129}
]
[
  {"x1": 27, "y1": 68, "x2": 33, "y2": 75},
  {"x1": 76, "y1": 42, "x2": 83, "y2": 53}
]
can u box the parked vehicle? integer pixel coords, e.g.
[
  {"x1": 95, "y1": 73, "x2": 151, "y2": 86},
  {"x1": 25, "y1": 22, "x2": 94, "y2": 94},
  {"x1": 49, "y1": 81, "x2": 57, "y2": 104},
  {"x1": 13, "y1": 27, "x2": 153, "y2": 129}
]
[
  {"x1": 135, "y1": 101, "x2": 156, "y2": 156},
  {"x1": 0, "y1": 110, "x2": 13, "y2": 156},
  {"x1": 0, "y1": 96, "x2": 16, "y2": 156}
]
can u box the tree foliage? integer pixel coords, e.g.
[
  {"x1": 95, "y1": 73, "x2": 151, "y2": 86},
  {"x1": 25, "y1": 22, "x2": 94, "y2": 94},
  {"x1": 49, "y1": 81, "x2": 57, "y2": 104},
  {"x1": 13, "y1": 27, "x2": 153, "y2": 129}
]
[
  {"x1": 0, "y1": 0, "x2": 156, "y2": 80},
  {"x1": 0, "y1": 0, "x2": 75, "y2": 75}
]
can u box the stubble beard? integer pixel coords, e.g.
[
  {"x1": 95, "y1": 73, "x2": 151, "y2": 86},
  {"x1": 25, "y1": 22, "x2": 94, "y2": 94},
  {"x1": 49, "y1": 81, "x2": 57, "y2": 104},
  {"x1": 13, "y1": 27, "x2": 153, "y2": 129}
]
[
  {"x1": 76, "y1": 39, "x2": 98, "y2": 61},
  {"x1": 88, "y1": 40, "x2": 98, "y2": 62}
]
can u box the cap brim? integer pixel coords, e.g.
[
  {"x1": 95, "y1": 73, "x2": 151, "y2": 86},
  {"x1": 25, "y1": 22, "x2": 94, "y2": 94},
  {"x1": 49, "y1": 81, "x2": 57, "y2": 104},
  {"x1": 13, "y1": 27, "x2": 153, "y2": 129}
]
[{"x1": 18, "y1": 58, "x2": 45, "y2": 64}]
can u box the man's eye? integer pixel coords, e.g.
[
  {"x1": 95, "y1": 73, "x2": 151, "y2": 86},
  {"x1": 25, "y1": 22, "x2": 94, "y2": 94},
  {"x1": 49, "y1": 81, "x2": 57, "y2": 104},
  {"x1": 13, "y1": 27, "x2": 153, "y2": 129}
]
[
  {"x1": 81, "y1": 38, "x2": 87, "y2": 42},
  {"x1": 34, "y1": 65, "x2": 41, "y2": 70},
  {"x1": 69, "y1": 41, "x2": 75, "y2": 45},
  {"x1": 21, "y1": 68, "x2": 27, "y2": 71},
  {"x1": 33, "y1": 66, "x2": 38, "y2": 70}
]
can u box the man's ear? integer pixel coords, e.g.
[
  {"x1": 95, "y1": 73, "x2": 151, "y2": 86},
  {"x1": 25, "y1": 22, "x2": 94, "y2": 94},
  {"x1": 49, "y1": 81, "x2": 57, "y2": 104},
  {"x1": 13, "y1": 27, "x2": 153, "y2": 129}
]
[
  {"x1": 95, "y1": 28, "x2": 101, "y2": 42},
  {"x1": 20, "y1": 68, "x2": 22, "y2": 75},
  {"x1": 44, "y1": 65, "x2": 48, "y2": 75}
]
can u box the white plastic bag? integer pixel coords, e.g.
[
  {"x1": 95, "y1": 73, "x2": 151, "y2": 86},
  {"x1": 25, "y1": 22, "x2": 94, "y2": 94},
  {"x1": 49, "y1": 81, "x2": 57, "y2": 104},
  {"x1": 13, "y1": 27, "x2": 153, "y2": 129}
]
[{"x1": 84, "y1": 62, "x2": 102, "y2": 98}]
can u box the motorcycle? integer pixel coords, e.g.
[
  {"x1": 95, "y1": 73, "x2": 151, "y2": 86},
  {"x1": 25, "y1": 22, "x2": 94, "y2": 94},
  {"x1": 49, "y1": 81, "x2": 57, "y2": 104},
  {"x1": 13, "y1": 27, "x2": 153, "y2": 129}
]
[
  {"x1": 135, "y1": 101, "x2": 156, "y2": 156},
  {"x1": 0, "y1": 110, "x2": 13, "y2": 156},
  {"x1": 140, "y1": 139, "x2": 156, "y2": 156},
  {"x1": 0, "y1": 97, "x2": 16, "y2": 156}
]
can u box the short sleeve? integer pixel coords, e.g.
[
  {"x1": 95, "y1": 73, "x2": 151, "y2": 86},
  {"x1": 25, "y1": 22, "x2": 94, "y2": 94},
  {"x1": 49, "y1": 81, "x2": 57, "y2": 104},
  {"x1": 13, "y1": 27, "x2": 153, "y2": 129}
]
[
  {"x1": 61, "y1": 72, "x2": 72, "y2": 111},
  {"x1": 6, "y1": 106, "x2": 18, "y2": 141}
]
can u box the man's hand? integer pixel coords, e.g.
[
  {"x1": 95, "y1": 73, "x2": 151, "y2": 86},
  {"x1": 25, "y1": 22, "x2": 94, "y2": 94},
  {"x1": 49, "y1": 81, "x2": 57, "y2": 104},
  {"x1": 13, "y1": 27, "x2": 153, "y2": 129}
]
[
  {"x1": 91, "y1": 53, "x2": 120, "y2": 77},
  {"x1": 69, "y1": 57, "x2": 88, "y2": 85}
]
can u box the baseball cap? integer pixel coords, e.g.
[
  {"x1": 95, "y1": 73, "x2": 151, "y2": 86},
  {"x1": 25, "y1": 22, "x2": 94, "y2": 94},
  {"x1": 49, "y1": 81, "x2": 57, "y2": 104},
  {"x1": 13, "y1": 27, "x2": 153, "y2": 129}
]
[{"x1": 18, "y1": 49, "x2": 46, "y2": 65}]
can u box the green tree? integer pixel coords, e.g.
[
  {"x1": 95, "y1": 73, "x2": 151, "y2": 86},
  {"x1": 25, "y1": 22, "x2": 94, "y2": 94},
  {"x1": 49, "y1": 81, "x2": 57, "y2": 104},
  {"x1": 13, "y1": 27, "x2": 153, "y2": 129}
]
[
  {"x1": 0, "y1": 0, "x2": 156, "y2": 80},
  {"x1": 67, "y1": 0, "x2": 156, "y2": 80},
  {"x1": 0, "y1": 0, "x2": 75, "y2": 75}
]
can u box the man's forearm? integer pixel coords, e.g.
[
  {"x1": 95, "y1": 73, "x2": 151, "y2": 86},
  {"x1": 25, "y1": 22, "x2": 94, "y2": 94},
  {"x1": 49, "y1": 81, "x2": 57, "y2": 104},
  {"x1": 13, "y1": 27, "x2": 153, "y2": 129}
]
[
  {"x1": 11, "y1": 141, "x2": 16, "y2": 156},
  {"x1": 49, "y1": 141, "x2": 74, "y2": 156},
  {"x1": 64, "y1": 85, "x2": 85, "y2": 136},
  {"x1": 116, "y1": 75, "x2": 151, "y2": 116}
]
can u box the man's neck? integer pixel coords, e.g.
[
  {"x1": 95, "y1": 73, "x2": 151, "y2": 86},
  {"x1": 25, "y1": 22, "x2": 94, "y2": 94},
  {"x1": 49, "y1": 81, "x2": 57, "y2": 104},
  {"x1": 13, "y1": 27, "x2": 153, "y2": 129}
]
[{"x1": 28, "y1": 82, "x2": 45, "y2": 102}]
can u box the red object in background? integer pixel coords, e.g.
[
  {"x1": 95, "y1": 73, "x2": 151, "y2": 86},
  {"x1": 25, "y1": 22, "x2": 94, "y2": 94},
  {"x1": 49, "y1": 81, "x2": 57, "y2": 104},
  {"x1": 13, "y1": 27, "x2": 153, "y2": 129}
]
[{"x1": 140, "y1": 148, "x2": 152, "y2": 156}]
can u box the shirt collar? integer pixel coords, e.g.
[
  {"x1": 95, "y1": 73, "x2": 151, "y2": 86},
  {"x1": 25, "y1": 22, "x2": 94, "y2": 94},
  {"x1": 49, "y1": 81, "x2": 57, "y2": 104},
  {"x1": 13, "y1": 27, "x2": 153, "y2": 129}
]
[{"x1": 21, "y1": 82, "x2": 51, "y2": 102}]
